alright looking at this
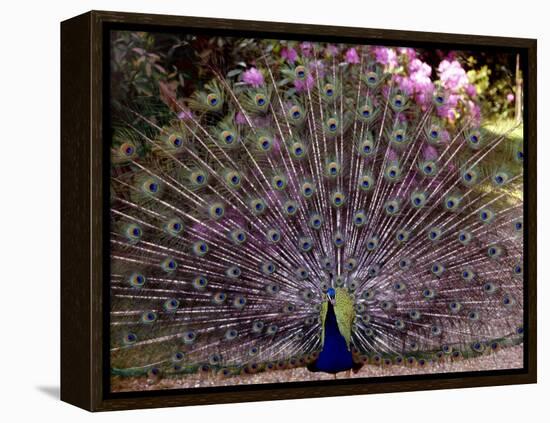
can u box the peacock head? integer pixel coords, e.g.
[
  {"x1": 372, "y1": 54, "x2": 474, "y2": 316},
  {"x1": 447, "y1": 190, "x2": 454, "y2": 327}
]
[{"x1": 326, "y1": 287, "x2": 336, "y2": 303}]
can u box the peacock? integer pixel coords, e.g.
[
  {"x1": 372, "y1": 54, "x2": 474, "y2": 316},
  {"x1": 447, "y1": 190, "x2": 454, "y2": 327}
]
[{"x1": 109, "y1": 36, "x2": 524, "y2": 390}]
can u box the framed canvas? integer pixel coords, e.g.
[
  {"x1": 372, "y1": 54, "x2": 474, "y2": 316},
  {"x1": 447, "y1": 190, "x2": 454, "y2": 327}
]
[{"x1": 60, "y1": 10, "x2": 537, "y2": 411}]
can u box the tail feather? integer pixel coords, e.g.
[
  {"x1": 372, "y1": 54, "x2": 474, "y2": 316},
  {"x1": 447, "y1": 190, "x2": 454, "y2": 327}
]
[{"x1": 109, "y1": 38, "x2": 524, "y2": 383}]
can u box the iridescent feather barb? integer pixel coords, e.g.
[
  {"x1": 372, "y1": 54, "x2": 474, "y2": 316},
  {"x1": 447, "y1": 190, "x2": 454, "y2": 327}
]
[{"x1": 109, "y1": 40, "x2": 524, "y2": 384}]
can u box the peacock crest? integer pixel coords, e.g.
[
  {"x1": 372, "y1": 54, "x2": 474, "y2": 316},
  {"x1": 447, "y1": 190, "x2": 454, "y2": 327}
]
[{"x1": 109, "y1": 33, "x2": 524, "y2": 390}]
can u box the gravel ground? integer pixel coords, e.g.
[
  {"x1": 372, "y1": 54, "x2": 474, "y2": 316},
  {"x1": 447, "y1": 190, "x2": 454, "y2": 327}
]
[{"x1": 111, "y1": 345, "x2": 523, "y2": 393}]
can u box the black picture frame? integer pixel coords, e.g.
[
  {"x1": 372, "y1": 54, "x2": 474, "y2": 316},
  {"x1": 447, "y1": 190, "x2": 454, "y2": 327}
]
[{"x1": 61, "y1": 10, "x2": 537, "y2": 411}]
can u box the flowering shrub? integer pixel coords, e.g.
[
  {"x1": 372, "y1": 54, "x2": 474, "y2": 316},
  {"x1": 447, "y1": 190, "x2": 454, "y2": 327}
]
[{"x1": 275, "y1": 43, "x2": 484, "y2": 126}]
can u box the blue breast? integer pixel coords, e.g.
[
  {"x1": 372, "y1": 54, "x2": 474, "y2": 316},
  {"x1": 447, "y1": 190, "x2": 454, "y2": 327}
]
[{"x1": 309, "y1": 302, "x2": 354, "y2": 374}]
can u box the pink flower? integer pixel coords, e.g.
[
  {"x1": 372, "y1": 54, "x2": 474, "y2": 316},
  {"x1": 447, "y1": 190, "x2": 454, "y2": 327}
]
[
  {"x1": 438, "y1": 106, "x2": 457, "y2": 121},
  {"x1": 300, "y1": 42, "x2": 313, "y2": 57},
  {"x1": 373, "y1": 47, "x2": 397, "y2": 68},
  {"x1": 242, "y1": 67, "x2": 264, "y2": 87},
  {"x1": 465, "y1": 83, "x2": 477, "y2": 97},
  {"x1": 437, "y1": 93, "x2": 459, "y2": 120},
  {"x1": 467, "y1": 100, "x2": 481, "y2": 125},
  {"x1": 177, "y1": 108, "x2": 193, "y2": 120},
  {"x1": 440, "y1": 130, "x2": 450, "y2": 143},
  {"x1": 507, "y1": 93, "x2": 515, "y2": 102},
  {"x1": 423, "y1": 145, "x2": 439, "y2": 160},
  {"x1": 393, "y1": 57, "x2": 434, "y2": 106},
  {"x1": 294, "y1": 74, "x2": 314, "y2": 92},
  {"x1": 438, "y1": 60, "x2": 469, "y2": 92},
  {"x1": 281, "y1": 47, "x2": 298, "y2": 63},
  {"x1": 325, "y1": 44, "x2": 339, "y2": 57},
  {"x1": 309, "y1": 60, "x2": 326, "y2": 77},
  {"x1": 398, "y1": 47, "x2": 417, "y2": 61},
  {"x1": 387, "y1": 149, "x2": 398, "y2": 161},
  {"x1": 235, "y1": 111, "x2": 247, "y2": 125},
  {"x1": 409, "y1": 59, "x2": 432, "y2": 77},
  {"x1": 345, "y1": 48, "x2": 360, "y2": 64},
  {"x1": 395, "y1": 75, "x2": 414, "y2": 95}
]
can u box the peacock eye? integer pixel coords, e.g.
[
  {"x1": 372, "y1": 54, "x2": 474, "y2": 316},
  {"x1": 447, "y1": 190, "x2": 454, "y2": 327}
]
[
  {"x1": 129, "y1": 272, "x2": 146, "y2": 287},
  {"x1": 209, "y1": 202, "x2": 225, "y2": 219},
  {"x1": 183, "y1": 330, "x2": 197, "y2": 344},
  {"x1": 221, "y1": 131, "x2": 235, "y2": 144},
  {"x1": 173, "y1": 351, "x2": 185, "y2": 362},
  {"x1": 327, "y1": 118, "x2": 338, "y2": 132},
  {"x1": 263, "y1": 262, "x2": 276, "y2": 274},
  {"x1": 295, "y1": 65, "x2": 306, "y2": 79},
  {"x1": 124, "y1": 332, "x2": 137, "y2": 344},
  {"x1": 266, "y1": 228, "x2": 281, "y2": 243},
  {"x1": 212, "y1": 292, "x2": 227, "y2": 304},
  {"x1": 251, "y1": 198, "x2": 267, "y2": 214},
  {"x1": 161, "y1": 257, "x2": 177, "y2": 272},
  {"x1": 255, "y1": 94, "x2": 266, "y2": 106},
  {"x1": 225, "y1": 329, "x2": 238, "y2": 340},
  {"x1": 385, "y1": 199, "x2": 399, "y2": 214},
  {"x1": 399, "y1": 258, "x2": 411, "y2": 269},
  {"x1": 333, "y1": 233, "x2": 345, "y2": 247},
  {"x1": 120, "y1": 142, "x2": 135, "y2": 157},
  {"x1": 359, "y1": 103, "x2": 374, "y2": 120},
  {"x1": 289, "y1": 105, "x2": 303, "y2": 121},
  {"x1": 257, "y1": 135, "x2": 273, "y2": 151},
  {"x1": 471, "y1": 342, "x2": 484, "y2": 353},
  {"x1": 430, "y1": 325, "x2": 442, "y2": 335},
  {"x1": 192, "y1": 241, "x2": 209, "y2": 256},
  {"x1": 366, "y1": 236, "x2": 379, "y2": 251},
  {"x1": 396, "y1": 229, "x2": 409, "y2": 242},
  {"x1": 141, "y1": 311, "x2": 157, "y2": 323},
  {"x1": 409, "y1": 310, "x2": 421, "y2": 320},
  {"x1": 284, "y1": 200, "x2": 298, "y2": 215},
  {"x1": 164, "y1": 298, "x2": 179, "y2": 312},
  {"x1": 233, "y1": 296, "x2": 247, "y2": 308},
  {"x1": 423, "y1": 288, "x2": 434, "y2": 298},
  {"x1": 142, "y1": 178, "x2": 161, "y2": 194},
  {"x1": 226, "y1": 266, "x2": 242, "y2": 278},
  {"x1": 272, "y1": 174, "x2": 287, "y2": 190},
  {"x1": 301, "y1": 182, "x2": 315, "y2": 198},
  {"x1": 428, "y1": 227, "x2": 442, "y2": 241},
  {"x1": 517, "y1": 326, "x2": 524, "y2": 335},
  {"x1": 502, "y1": 294, "x2": 515, "y2": 306},
  {"x1": 467, "y1": 130, "x2": 483, "y2": 148},
  {"x1": 207, "y1": 93, "x2": 219, "y2": 107},
  {"x1": 517, "y1": 150, "x2": 524, "y2": 161},
  {"x1": 479, "y1": 208, "x2": 494, "y2": 223},
  {"x1": 483, "y1": 282, "x2": 497, "y2": 294},
  {"x1": 324, "y1": 84, "x2": 334, "y2": 96},
  {"x1": 299, "y1": 236, "x2": 313, "y2": 252}
]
